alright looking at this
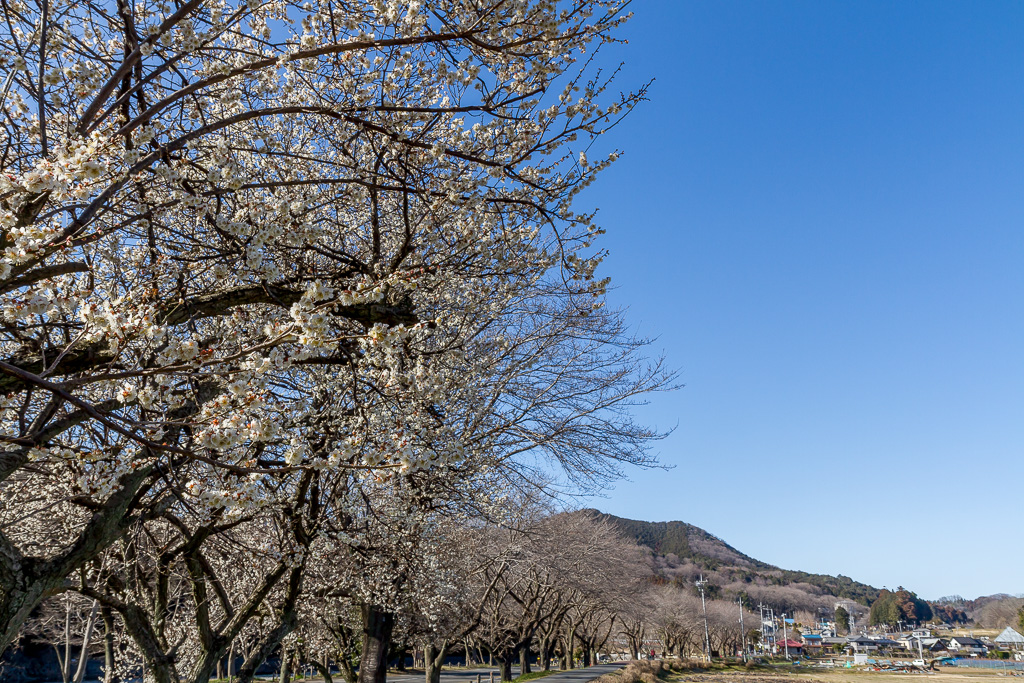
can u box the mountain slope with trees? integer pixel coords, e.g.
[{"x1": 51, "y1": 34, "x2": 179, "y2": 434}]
[{"x1": 588, "y1": 510, "x2": 880, "y2": 608}]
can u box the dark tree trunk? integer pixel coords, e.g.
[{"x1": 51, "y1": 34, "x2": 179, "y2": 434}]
[
  {"x1": 581, "y1": 648, "x2": 591, "y2": 668},
  {"x1": 313, "y1": 659, "x2": 334, "y2": 683},
  {"x1": 495, "y1": 657, "x2": 512, "y2": 683},
  {"x1": 357, "y1": 604, "x2": 395, "y2": 683},
  {"x1": 519, "y1": 645, "x2": 531, "y2": 675}
]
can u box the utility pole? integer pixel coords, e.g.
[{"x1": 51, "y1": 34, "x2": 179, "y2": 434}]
[
  {"x1": 782, "y1": 613, "x2": 790, "y2": 660},
  {"x1": 696, "y1": 575, "x2": 712, "y2": 662},
  {"x1": 739, "y1": 598, "x2": 746, "y2": 662},
  {"x1": 758, "y1": 604, "x2": 764, "y2": 656}
]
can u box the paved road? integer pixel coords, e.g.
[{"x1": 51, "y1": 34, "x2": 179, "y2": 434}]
[
  {"x1": 389, "y1": 663, "x2": 625, "y2": 683},
  {"x1": 531, "y1": 663, "x2": 626, "y2": 683}
]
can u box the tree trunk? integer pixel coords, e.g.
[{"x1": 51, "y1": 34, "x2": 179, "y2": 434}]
[
  {"x1": 102, "y1": 606, "x2": 117, "y2": 683},
  {"x1": 581, "y1": 647, "x2": 591, "y2": 668},
  {"x1": 357, "y1": 604, "x2": 395, "y2": 683},
  {"x1": 0, "y1": 464, "x2": 155, "y2": 653},
  {"x1": 73, "y1": 601, "x2": 99, "y2": 683},
  {"x1": 313, "y1": 659, "x2": 333, "y2": 683},
  {"x1": 61, "y1": 606, "x2": 72, "y2": 683},
  {"x1": 518, "y1": 644, "x2": 531, "y2": 675},
  {"x1": 539, "y1": 638, "x2": 551, "y2": 671},
  {"x1": 424, "y1": 642, "x2": 446, "y2": 683},
  {"x1": 495, "y1": 657, "x2": 512, "y2": 683},
  {"x1": 277, "y1": 646, "x2": 291, "y2": 683},
  {"x1": 338, "y1": 649, "x2": 358, "y2": 683}
]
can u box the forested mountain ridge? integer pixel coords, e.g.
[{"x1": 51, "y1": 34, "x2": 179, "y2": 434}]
[{"x1": 588, "y1": 510, "x2": 881, "y2": 607}]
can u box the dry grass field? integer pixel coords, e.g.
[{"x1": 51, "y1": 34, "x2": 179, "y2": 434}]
[{"x1": 661, "y1": 667, "x2": 1021, "y2": 683}]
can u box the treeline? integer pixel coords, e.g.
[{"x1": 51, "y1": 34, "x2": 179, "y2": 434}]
[{"x1": 4, "y1": 509, "x2": 653, "y2": 683}]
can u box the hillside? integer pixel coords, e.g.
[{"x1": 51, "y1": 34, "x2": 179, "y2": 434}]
[{"x1": 588, "y1": 510, "x2": 881, "y2": 607}]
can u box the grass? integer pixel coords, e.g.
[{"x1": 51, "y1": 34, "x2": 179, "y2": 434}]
[{"x1": 513, "y1": 671, "x2": 558, "y2": 683}]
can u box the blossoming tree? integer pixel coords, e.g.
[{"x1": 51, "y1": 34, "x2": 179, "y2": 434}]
[{"x1": 0, "y1": 0, "x2": 670, "y2": 670}]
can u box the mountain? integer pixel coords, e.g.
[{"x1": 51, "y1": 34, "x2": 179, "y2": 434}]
[{"x1": 588, "y1": 510, "x2": 881, "y2": 607}]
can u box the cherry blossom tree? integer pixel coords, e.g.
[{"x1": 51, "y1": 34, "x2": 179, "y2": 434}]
[
  {"x1": 1, "y1": 0, "x2": 671, "y2": 667},
  {"x1": 474, "y1": 510, "x2": 643, "y2": 681}
]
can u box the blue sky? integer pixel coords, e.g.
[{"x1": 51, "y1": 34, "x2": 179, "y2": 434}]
[{"x1": 582, "y1": 0, "x2": 1024, "y2": 600}]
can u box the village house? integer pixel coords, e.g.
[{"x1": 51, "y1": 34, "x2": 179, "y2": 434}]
[
  {"x1": 848, "y1": 636, "x2": 880, "y2": 652},
  {"x1": 801, "y1": 633, "x2": 824, "y2": 650},
  {"x1": 775, "y1": 639, "x2": 804, "y2": 657},
  {"x1": 873, "y1": 637, "x2": 901, "y2": 650},
  {"x1": 948, "y1": 637, "x2": 987, "y2": 654}
]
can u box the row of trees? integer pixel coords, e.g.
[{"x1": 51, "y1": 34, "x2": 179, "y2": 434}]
[
  {"x1": 0, "y1": 0, "x2": 672, "y2": 682},
  {"x1": 12, "y1": 507, "x2": 650, "y2": 683},
  {"x1": 646, "y1": 585, "x2": 760, "y2": 658}
]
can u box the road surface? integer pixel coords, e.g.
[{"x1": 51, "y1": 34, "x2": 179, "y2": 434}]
[{"x1": 389, "y1": 662, "x2": 626, "y2": 683}]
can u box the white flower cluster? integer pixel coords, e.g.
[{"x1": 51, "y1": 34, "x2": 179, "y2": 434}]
[
  {"x1": 184, "y1": 472, "x2": 273, "y2": 517},
  {"x1": 79, "y1": 299, "x2": 165, "y2": 348}
]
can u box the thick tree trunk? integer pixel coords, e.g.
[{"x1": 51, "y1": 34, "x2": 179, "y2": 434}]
[
  {"x1": 495, "y1": 657, "x2": 512, "y2": 683},
  {"x1": 581, "y1": 647, "x2": 591, "y2": 668},
  {"x1": 539, "y1": 638, "x2": 551, "y2": 671},
  {"x1": 424, "y1": 642, "x2": 447, "y2": 683},
  {"x1": 357, "y1": 604, "x2": 395, "y2": 683},
  {"x1": 518, "y1": 645, "x2": 531, "y2": 675}
]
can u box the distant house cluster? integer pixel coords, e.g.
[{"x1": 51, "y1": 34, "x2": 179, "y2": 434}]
[{"x1": 778, "y1": 626, "x2": 1024, "y2": 660}]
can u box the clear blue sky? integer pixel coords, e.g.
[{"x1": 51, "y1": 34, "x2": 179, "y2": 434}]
[{"x1": 583, "y1": 0, "x2": 1024, "y2": 601}]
